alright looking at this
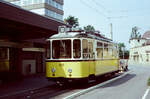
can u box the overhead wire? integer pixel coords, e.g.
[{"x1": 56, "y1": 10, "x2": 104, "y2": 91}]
[
  {"x1": 92, "y1": 0, "x2": 109, "y2": 13},
  {"x1": 82, "y1": 0, "x2": 126, "y2": 21},
  {"x1": 80, "y1": 0, "x2": 107, "y2": 18}
]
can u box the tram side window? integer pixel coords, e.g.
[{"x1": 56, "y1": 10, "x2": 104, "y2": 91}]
[
  {"x1": 52, "y1": 40, "x2": 71, "y2": 59},
  {"x1": 108, "y1": 48, "x2": 113, "y2": 58},
  {"x1": 88, "y1": 42, "x2": 94, "y2": 58},
  {"x1": 96, "y1": 42, "x2": 103, "y2": 59},
  {"x1": 82, "y1": 39, "x2": 88, "y2": 58},
  {"x1": 108, "y1": 44, "x2": 113, "y2": 58},
  {"x1": 46, "y1": 41, "x2": 50, "y2": 59},
  {"x1": 0, "y1": 48, "x2": 8, "y2": 60},
  {"x1": 73, "y1": 39, "x2": 81, "y2": 58},
  {"x1": 103, "y1": 43, "x2": 108, "y2": 59}
]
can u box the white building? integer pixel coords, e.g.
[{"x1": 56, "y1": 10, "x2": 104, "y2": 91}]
[
  {"x1": 129, "y1": 31, "x2": 150, "y2": 66},
  {"x1": 4, "y1": 0, "x2": 64, "y2": 21}
]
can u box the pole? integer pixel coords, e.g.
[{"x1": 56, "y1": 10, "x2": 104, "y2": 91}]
[
  {"x1": 122, "y1": 47, "x2": 125, "y2": 59},
  {"x1": 110, "y1": 23, "x2": 113, "y2": 40}
]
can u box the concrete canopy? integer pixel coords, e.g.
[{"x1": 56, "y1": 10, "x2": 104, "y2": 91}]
[{"x1": 0, "y1": 1, "x2": 67, "y2": 41}]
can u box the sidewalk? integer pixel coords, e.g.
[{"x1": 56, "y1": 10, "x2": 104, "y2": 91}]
[{"x1": 0, "y1": 73, "x2": 54, "y2": 98}]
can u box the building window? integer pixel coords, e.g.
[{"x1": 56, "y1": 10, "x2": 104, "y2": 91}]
[
  {"x1": 44, "y1": 9, "x2": 63, "y2": 20},
  {"x1": 45, "y1": 0, "x2": 63, "y2": 10},
  {"x1": 11, "y1": 0, "x2": 63, "y2": 20}
]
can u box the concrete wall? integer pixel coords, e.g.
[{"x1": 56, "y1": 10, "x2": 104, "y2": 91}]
[
  {"x1": 129, "y1": 39, "x2": 146, "y2": 48},
  {"x1": 129, "y1": 45, "x2": 150, "y2": 66}
]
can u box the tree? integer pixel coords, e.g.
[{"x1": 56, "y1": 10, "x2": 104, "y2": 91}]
[
  {"x1": 84, "y1": 25, "x2": 95, "y2": 32},
  {"x1": 64, "y1": 16, "x2": 79, "y2": 28},
  {"x1": 118, "y1": 43, "x2": 129, "y2": 59},
  {"x1": 118, "y1": 43, "x2": 125, "y2": 57},
  {"x1": 130, "y1": 26, "x2": 141, "y2": 39},
  {"x1": 118, "y1": 43, "x2": 125, "y2": 52}
]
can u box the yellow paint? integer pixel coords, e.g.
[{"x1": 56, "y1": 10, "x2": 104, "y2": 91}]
[
  {"x1": 95, "y1": 59, "x2": 119, "y2": 75},
  {"x1": 46, "y1": 59, "x2": 119, "y2": 79},
  {"x1": 46, "y1": 61, "x2": 90, "y2": 78},
  {"x1": 0, "y1": 60, "x2": 9, "y2": 72}
]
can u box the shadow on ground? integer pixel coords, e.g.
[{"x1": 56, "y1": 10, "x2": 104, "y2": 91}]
[{"x1": 101, "y1": 74, "x2": 136, "y2": 88}]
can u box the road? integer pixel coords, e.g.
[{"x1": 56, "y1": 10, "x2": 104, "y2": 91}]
[{"x1": 74, "y1": 65, "x2": 150, "y2": 99}]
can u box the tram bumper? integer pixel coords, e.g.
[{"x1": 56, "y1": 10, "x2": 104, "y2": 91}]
[{"x1": 46, "y1": 77, "x2": 88, "y2": 83}]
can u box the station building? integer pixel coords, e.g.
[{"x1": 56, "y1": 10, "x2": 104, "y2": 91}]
[
  {"x1": 0, "y1": 1, "x2": 66, "y2": 80},
  {"x1": 129, "y1": 31, "x2": 150, "y2": 66}
]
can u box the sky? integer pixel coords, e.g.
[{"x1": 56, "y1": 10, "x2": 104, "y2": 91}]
[{"x1": 63, "y1": 0, "x2": 150, "y2": 49}]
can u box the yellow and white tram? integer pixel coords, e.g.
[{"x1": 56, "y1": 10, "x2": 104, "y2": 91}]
[{"x1": 46, "y1": 26, "x2": 119, "y2": 83}]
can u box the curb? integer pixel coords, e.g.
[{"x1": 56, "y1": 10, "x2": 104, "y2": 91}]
[
  {"x1": 64, "y1": 71, "x2": 132, "y2": 99},
  {"x1": 142, "y1": 87, "x2": 150, "y2": 99}
]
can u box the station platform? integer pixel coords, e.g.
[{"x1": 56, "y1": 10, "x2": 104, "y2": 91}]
[{"x1": 0, "y1": 73, "x2": 53, "y2": 98}]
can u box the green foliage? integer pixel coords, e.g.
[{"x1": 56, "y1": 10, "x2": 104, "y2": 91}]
[
  {"x1": 118, "y1": 43, "x2": 129, "y2": 59},
  {"x1": 148, "y1": 77, "x2": 150, "y2": 86},
  {"x1": 130, "y1": 26, "x2": 141, "y2": 39},
  {"x1": 64, "y1": 16, "x2": 79, "y2": 28},
  {"x1": 84, "y1": 25, "x2": 95, "y2": 32},
  {"x1": 118, "y1": 43, "x2": 125, "y2": 52}
]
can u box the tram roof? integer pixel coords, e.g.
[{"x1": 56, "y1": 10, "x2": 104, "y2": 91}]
[{"x1": 49, "y1": 31, "x2": 113, "y2": 42}]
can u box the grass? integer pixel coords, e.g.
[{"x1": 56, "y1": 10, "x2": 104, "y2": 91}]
[{"x1": 148, "y1": 77, "x2": 150, "y2": 86}]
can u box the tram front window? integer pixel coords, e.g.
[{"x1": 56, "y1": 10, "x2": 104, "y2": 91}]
[{"x1": 52, "y1": 40, "x2": 71, "y2": 59}]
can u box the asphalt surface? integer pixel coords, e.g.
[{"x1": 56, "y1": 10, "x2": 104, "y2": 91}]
[
  {"x1": 147, "y1": 89, "x2": 150, "y2": 99},
  {"x1": 74, "y1": 65, "x2": 150, "y2": 99}
]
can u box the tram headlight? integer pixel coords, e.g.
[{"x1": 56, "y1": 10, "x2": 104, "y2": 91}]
[
  {"x1": 68, "y1": 68, "x2": 72, "y2": 73},
  {"x1": 51, "y1": 68, "x2": 56, "y2": 73}
]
